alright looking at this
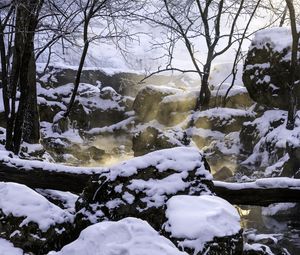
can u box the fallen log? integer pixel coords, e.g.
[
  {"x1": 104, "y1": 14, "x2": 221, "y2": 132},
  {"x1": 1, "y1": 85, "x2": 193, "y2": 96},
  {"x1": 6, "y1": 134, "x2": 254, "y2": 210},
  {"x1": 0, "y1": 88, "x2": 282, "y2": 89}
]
[
  {"x1": 1, "y1": 158, "x2": 300, "y2": 206},
  {"x1": 214, "y1": 179, "x2": 300, "y2": 206},
  {"x1": 0, "y1": 162, "x2": 91, "y2": 193}
]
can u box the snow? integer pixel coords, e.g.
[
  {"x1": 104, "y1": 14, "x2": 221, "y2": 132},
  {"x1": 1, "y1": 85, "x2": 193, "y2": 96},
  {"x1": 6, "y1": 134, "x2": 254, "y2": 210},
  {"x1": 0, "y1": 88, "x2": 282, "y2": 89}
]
[
  {"x1": 87, "y1": 116, "x2": 135, "y2": 135},
  {"x1": 106, "y1": 146, "x2": 212, "y2": 181},
  {"x1": 213, "y1": 177, "x2": 300, "y2": 190},
  {"x1": 48, "y1": 217, "x2": 188, "y2": 255},
  {"x1": 242, "y1": 110, "x2": 300, "y2": 167},
  {"x1": 0, "y1": 238, "x2": 23, "y2": 255},
  {"x1": 210, "y1": 84, "x2": 248, "y2": 98},
  {"x1": 0, "y1": 182, "x2": 73, "y2": 231},
  {"x1": 251, "y1": 27, "x2": 300, "y2": 53},
  {"x1": 193, "y1": 107, "x2": 255, "y2": 121},
  {"x1": 262, "y1": 203, "x2": 297, "y2": 216},
  {"x1": 209, "y1": 63, "x2": 243, "y2": 89},
  {"x1": 244, "y1": 243, "x2": 275, "y2": 255},
  {"x1": 164, "y1": 195, "x2": 241, "y2": 253},
  {"x1": 35, "y1": 189, "x2": 79, "y2": 214}
]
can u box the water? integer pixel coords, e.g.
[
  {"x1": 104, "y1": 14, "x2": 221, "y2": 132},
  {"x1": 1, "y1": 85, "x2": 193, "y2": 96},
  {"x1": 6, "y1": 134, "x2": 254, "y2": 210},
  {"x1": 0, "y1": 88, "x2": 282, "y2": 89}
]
[{"x1": 239, "y1": 205, "x2": 300, "y2": 254}]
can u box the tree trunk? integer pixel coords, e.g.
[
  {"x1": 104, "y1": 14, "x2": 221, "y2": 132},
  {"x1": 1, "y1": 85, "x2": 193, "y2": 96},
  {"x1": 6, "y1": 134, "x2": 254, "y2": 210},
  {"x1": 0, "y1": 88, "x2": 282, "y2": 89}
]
[
  {"x1": 10, "y1": 0, "x2": 43, "y2": 153},
  {"x1": 23, "y1": 49, "x2": 40, "y2": 144},
  {"x1": 285, "y1": 0, "x2": 299, "y2": 130}
]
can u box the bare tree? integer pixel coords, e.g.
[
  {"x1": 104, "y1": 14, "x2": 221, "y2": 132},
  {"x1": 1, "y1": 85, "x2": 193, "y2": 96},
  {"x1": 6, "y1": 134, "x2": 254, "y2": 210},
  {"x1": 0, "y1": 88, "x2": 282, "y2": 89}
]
[
  {"x1": 142, "y1": 0, "x2": 260, "y2": 110},
  {"x1": 64, "y1": 0, "x2": 144, "y2": 117},
  {"x1": 0, "y1": 0, "x2": 44, "y2": 153}
]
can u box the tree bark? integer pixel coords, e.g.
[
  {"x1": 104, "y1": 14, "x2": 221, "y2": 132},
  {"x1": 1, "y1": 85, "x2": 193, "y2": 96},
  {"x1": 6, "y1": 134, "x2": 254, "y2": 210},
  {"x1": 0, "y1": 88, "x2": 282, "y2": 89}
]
[
  {"x1": 11, "y1": 0, "x2": 43, "y2": 153},
  {"x1": 285, "y1": 0, "x2": 299, "y2": 130}
]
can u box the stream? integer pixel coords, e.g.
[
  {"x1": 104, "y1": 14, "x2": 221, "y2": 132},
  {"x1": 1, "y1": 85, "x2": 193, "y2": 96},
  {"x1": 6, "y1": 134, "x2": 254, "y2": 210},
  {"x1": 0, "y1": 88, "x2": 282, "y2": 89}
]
[{"x1": 239, "y1": 205, "x2": 300, "y2": 254}]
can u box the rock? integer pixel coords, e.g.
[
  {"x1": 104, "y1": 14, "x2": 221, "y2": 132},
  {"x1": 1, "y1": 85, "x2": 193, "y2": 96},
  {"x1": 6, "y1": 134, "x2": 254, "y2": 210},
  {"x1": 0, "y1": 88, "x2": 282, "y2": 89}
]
[
  {"x1": 133, "y1": 85, "x2": 180, "y2": 122},
  {"x1": 132, "y1": 126, "x2": 188, "y2": 156},
  {"x1": 243, "y1": 243, "x2": 274, "y2": 255},
  {"x1": 210, "y1": 85, "x2": 254, "y2": 109},
  {"x1": 194, "y1": 108, "x2": 255, "y2": 134},
  {"x1": 35, "y1": 189, "x2": 79, "y2": 214},
  {"x1": 49, "y1": 217, "x2": 188, "y2": 255},
  {"x1": 281, "y1": 145, "x2": 300, "y2": 178},
  {"x1": 156, "y1": 91, "x2": 197, "y2": 126},
  {"x1": 243, "y1": 27, "x2": 300, "y2": 109},
  {"x1": 75, "y1": 147, "x2": 213, "y2": 231},
  {"x1": 213, "y1": 166, "x2": 234, "y2": 181},
  {"x1": 39, "y1": 102, "x2": 64, "y2": 123},
  {"x1": 0, "y1": 182, "x2": 74, "y2": 254},
  {"x1": 85, "y1": 146, "x2": 106, "y2": 161},
  {"x1": 163, "y1": 195, "x2": 243, "y2": 255},
  {"x1": 38, "y1": 83, "x2": 130, "y2": 131},
  {"x1": 239, "y1": 110, "x2": 297, "y2": 174}
]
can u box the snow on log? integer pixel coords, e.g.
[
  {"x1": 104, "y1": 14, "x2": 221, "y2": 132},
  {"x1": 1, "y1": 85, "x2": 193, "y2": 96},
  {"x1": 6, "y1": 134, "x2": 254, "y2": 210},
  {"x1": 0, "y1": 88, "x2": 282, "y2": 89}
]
[{"x1": 214, "y1": 178, "x2": 300, "y2": 206}]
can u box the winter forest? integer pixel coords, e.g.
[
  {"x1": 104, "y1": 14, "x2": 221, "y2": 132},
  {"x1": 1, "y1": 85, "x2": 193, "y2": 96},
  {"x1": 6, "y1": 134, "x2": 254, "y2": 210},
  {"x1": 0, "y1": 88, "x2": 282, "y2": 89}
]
[{"x1": 0, "y1": 0, "x2": 300, "y2": 254}]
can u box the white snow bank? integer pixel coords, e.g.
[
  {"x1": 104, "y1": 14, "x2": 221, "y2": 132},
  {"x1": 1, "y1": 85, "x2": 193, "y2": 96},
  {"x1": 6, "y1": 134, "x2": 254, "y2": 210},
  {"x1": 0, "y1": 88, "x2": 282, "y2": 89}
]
[
  {"x1": 0, "y1": 238, "x2": 23, "y2": 255},
  {"x1": 164, "y1": 195, "x2": 241, "y2": 253},
  {"x1": 0, "y1": 182, "x2": 73, "y2": 231},
  {"x1": 48, "y1": 217, "x2": 188, "y2": 255},
  {"x1": 214, "y1": 177, "x2": 300, "y2": 190},
  {"x1": 106, "y1": 146, "x2": 212, "y2": 181}
]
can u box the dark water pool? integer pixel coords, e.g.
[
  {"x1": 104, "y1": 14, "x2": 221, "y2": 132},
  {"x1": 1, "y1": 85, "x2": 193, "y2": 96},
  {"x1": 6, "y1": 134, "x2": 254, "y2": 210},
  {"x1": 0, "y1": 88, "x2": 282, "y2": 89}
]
[{"x1": 239, "y1": 205, "x2": 300, "y2": 254}]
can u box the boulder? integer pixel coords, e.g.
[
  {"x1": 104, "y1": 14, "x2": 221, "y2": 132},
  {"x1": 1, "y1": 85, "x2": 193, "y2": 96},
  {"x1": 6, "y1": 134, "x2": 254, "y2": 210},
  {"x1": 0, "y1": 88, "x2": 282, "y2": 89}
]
[
  {"x1": 38, "y1": 83, "x2": 130, "y2": 130},
  {"x1": 49, "y1": 217, "x2": 188, "y2": 255},
  {"x1": 194, "y1": 108, "x2": 255, "y2": 134},
  {"x1": 243, "y1": 27, "x2": 300, "y2": 109},
  {"x1": 75, "y1": 147, "x2": 213, "y2": 231},
  {"x1": 156, "y1": 91, "x2": 198, "y2": 126},
  {"x1": 133, "y1": 85, "x2": 181, "y2": 122},
  {"x1": 163, "y1": 195, "x2": 243, "y2": 255},
  {"x1": 0, "y1": 182, "x2": 74, "y2": 254},
  {"x1": 210, "y1": 85, "x2": 254, "y2": 109},
  {"x1": 132, "y1": 126, "x2": 188, "y2": 156}
]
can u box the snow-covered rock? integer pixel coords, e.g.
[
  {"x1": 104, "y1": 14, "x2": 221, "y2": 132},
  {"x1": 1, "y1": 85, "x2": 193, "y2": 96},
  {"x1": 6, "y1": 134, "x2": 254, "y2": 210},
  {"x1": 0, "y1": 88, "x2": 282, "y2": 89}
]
[
  {"x1": 48, "y1": 217, "x2": 188, "y2": 255},
  {"x1": 75, "y1": 147, "x2": 213, "y2": 231},
  {"x1": 243, "y1": 27, "x2": 300, "y2": 110},
  {"x1": 133, "y1": 84, "x2": 181, "y2": 122},
  {"x1": 132, "y1": 125, "x2": 188, "y2": 156},
  {"x1": 240, "y1": 110, "x2": 300, "y2": 177},
  {"x1": 0, "y1": 182, "x2": 74, "y2": 254},
  {"x1": 163, "y1": 195, "x2": 242, "y2": 255},
  {"x1": 0, "y1": 238, "x2": 23, "y2": 255},
  {"x1": 194, "y1": 107, "x2": 256, "y2": 133}
]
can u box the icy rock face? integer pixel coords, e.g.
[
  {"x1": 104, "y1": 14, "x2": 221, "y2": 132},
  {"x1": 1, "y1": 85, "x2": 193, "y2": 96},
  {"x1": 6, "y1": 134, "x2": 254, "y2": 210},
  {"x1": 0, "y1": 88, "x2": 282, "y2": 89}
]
[
  {"x1": 0, "y1": 182, "x2": 74, "y2": 254},
  {"x1": 243, "y1": 27, "x2": 300, "y2": 110},
  {"x1": 49, "y1": 217, "x2": 188, "y2": 255},
  {"x1": 75, "y1": 147, "x2": 213, "y2": 231},
  {"x1": 163, "y1": 195, "x2": 243, "y2": 255}
]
